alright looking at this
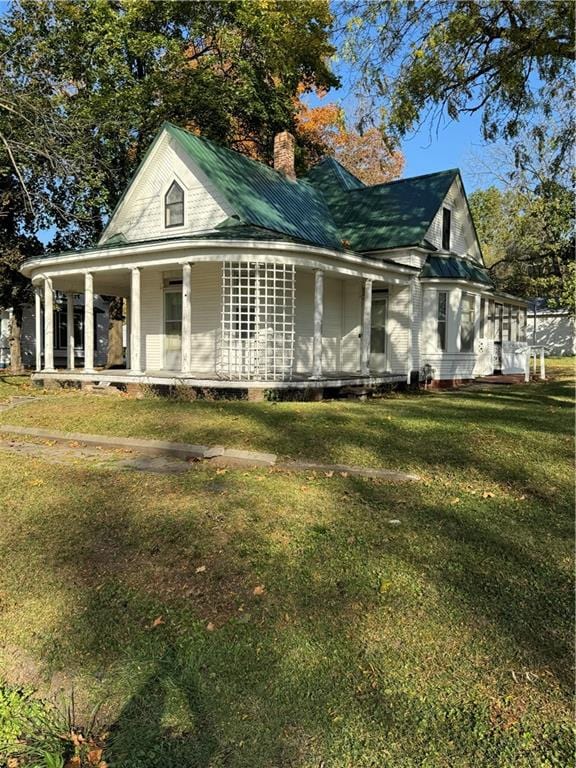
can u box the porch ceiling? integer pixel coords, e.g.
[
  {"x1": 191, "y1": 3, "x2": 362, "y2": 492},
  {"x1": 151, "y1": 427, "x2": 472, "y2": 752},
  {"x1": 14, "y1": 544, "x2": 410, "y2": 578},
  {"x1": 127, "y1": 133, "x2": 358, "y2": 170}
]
[{"x1": 50, "y1": 269, "x2": 132, "y2": 297}]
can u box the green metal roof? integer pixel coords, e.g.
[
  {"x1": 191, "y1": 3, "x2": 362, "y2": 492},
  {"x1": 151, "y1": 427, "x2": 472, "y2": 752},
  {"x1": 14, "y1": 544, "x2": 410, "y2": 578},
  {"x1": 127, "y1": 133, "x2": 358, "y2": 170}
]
[
  {"x1": 421, "y1": 254, "x2": 493, "y2": 286},
  {"x1": 56, "y1": 124, "x2": 489, "y2": 282},
  {"x1": 304, "y1": 167, "x2": 460, "y2": 253},
  {"x1": 163, "y1": 123, "x2": 343, "y2": 251}
]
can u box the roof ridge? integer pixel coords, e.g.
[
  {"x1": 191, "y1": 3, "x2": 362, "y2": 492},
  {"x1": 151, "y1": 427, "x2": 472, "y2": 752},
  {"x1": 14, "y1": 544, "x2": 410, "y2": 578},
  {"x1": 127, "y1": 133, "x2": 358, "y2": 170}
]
[
  {"x1": 347, "y1": 167, "x2": 459, "y2": 194},
  {"x1": 164, "y1": 121, "x2": 293, "y2": 184}
]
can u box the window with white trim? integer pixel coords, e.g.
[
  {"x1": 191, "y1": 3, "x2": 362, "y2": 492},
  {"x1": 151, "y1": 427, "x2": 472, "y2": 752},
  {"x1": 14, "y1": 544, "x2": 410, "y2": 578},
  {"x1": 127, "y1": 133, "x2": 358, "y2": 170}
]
[
  {"x1": 480, "y1": 297, "x2": 486, "y2": 338},
  {"x1": 437, "y1": 291, "x2": 448, "y2": 351},
  {"x1": 165, "y1": 181, "x2": 184, "y2": 228},
  {"x1": 442, "y1": 207, "x2": 451, "y2": 251},
  {"x1": 460, "y1": 293, "x2": 475, "y2": 352}
]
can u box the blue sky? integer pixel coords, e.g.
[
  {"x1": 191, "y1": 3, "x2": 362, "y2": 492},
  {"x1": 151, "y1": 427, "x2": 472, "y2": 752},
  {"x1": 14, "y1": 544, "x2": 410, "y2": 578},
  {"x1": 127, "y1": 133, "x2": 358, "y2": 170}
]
[{"x1": 318, "y1": 53, "x2": 489, "y2": 192}]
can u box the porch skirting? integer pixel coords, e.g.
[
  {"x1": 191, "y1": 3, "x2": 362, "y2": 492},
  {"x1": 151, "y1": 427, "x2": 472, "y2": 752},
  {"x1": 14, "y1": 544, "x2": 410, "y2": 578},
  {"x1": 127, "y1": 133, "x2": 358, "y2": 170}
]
[{"x1": 31, "y1": 369, "x2": 408, "y2": 390}]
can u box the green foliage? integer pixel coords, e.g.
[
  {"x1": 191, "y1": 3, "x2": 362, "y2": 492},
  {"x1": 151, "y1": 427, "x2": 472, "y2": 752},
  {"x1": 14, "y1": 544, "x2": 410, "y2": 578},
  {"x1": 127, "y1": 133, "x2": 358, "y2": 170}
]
[
  {"x1": 343, "y1": 0, "x2": 574, "y2": 171},
  {"x1": 0, "y1": 684, "x2": 66, "y2": 767},
  {"x1": 0, "y1": 0, "x2": 337, "y2": 362},
  {"x1": 2, "y1": 0, "x2": 337, "y2": 248},
  {"x1": 469, "y1": 181, "x2": 574, "y2": 307}
]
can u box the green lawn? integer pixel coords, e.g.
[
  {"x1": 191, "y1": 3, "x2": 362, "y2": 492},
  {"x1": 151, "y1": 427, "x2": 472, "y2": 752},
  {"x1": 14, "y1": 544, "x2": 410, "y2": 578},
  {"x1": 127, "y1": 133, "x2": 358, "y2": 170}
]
[{"x1": 0, "y1": 361, "x2": 573, "y2": 767}]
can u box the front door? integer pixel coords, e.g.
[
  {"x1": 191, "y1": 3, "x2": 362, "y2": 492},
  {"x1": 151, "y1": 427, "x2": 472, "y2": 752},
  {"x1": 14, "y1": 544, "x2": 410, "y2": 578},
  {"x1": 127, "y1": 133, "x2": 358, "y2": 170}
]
[
  {"x1": 370, "y1": 294, "x2": 388, "y2": 372},
  {"x1": 164, "y1": 290, "x2": 182, "y2": 370}
]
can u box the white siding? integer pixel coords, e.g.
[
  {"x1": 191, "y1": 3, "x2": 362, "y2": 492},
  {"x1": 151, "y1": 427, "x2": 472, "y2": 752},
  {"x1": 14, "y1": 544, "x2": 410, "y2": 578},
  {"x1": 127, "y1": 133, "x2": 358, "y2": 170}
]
[
  {"x1": 387, "y1": 285, "x2": 410, "y2": 374},
  {"x1": 425, "y1": 177, "x2": 482, "y2": 261},
  {"x1": 341, "y1": 279, "x2": 362, "y2": 373},
  {"x1": 141, "y1": 270, "x2": 163, "y2": 370},
  {"x1": 323, "y1": 276, "x2": 342, "y2": 373},
  {"x1": 101, "y1": 132, "x2": 233, "y2": 245},
  {"x1": 293, "y1": 270, "x2": 354, "y2": 376},
  {"x1": 190, "y1": 262, "x2": 221, "y2": 374},
  {"x1": 380, "y1": 251, "x2": 427, "y2": 269},
  {"x1": 420, "y1": 285, "x2": 495, "y2": 380}
]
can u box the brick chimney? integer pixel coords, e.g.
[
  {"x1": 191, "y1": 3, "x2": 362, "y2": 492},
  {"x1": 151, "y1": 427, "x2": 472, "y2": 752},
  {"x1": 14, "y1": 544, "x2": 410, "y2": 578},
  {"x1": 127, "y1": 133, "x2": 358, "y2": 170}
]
[{"x1": 274, "y1": 131, "x2": 296, "y2": 181}]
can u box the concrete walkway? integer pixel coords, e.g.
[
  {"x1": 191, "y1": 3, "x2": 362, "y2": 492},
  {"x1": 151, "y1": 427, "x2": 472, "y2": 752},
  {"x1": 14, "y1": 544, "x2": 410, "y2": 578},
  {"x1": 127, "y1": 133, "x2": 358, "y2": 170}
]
[{"x1": 0, "y1": 424, "x2": 419, "y2": 482}]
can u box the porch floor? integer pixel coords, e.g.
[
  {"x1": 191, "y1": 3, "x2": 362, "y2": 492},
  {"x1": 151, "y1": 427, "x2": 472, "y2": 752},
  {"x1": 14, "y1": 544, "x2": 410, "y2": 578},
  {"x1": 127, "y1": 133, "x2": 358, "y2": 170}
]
[{"x1": 32, "y1": 368, "x2": 408, "y2": 390}]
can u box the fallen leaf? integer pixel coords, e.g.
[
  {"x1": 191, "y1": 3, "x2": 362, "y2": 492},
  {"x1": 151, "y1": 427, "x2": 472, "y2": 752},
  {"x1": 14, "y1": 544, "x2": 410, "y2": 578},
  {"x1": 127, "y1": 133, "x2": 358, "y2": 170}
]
[
  {"x1": 206, "y1": 622, "x2": 215, "y2": 631},
  {"x1": 449, "y1": 498, "x2": 460, "y2": 505},
  {"x1": 216, "y1": 468, "x2": 227, "y2": 475},
  {"x1": 339, "y1": 471, "x2": 349, "y2": 478},
  {"x1": 88, "y1": 748, "x2": 103, "y2": 765},
  {"x1": 149, "y1": 616, "x2": 164, "y2": 628},
  {"x1": 253, "y1": 585, "x2": 266, "y2": 596},
  {"x1": 518, "y1": 495, "x2": 527, "y2": 501},
  {"x1": 64, "y1": 759, "x2": 81, "y2": 768},
  {"x1": 482, "y1": 491, "x2": 495, "y2": 499},
  {"x1": 324, "y1": 470, "x2": 334, "y2": 478},
  {"x1": 195, "y1": 565, "x2": 207, "y2": 573}
]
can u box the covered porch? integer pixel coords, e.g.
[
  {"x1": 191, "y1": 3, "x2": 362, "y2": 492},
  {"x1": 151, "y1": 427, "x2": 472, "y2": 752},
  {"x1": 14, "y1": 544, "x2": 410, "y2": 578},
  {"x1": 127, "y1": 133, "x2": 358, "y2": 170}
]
[{"x1": 24, "y1": 239, "x2": 418, "y2": 390}]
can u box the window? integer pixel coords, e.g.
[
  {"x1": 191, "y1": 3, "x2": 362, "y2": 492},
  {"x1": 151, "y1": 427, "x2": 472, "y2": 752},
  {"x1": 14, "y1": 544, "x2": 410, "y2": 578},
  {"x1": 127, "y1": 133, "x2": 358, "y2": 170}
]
[
  {"x1": 518, "y1": 309, "x2": 527, "y2": 342},
  {"x1": 502, "y1": 306, "x2": 511, "y2": 341},
  {"x1": 460, "y1": 293, "x2": 475, "y2": 352},
  {"x1": 54, "y1": 309, "x2": 83, "y2": 349},
  {"x1": 510, "y1": 308, "x2": 518, "y2": 342},
  {"x1": 437, "y1": 291, "x2": 448, "y2": 350},
  {"x1": 480, "y1": 297, "x2": 486, "y2": 338},
  {"x1": 487, "y1": 300, "x2": 495, "y2": 339},
  {"x1": 165, "y1": 181, "x2": 184, "y2": 228},
  {"x1": 442, "y1": 207, "x2": 451, "y2": 251}
]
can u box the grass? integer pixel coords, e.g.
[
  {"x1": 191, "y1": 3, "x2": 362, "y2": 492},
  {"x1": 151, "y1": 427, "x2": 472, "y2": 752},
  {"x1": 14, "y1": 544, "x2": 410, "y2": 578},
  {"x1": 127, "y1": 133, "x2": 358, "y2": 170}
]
[{"x1": 0, "y1": 360, "x2": 573, "y2": 766}]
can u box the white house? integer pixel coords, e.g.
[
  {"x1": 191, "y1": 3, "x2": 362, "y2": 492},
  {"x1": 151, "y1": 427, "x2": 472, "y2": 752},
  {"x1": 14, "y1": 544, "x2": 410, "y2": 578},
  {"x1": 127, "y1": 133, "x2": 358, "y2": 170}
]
[
  {"x1": 0, "y1": 297, "x2": 109, "y2": 370},
  {"x1": 20, "y1": 123, "x2": 529, "y2": 393}
]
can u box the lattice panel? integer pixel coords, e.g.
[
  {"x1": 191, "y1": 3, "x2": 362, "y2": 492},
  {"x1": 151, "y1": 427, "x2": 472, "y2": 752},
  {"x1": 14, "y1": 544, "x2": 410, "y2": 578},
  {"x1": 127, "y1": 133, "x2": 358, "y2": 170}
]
[{"x1": 217, "y1": 262, "x2": 295, "y2": 381}]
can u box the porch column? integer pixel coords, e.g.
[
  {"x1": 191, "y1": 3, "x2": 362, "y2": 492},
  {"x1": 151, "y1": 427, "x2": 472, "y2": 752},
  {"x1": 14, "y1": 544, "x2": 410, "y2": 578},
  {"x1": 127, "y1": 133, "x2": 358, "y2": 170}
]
[
  {"x1": 181, "y1": 262, "x2": 192, "y2": 373},
  {"x1": 66, "y1": 293, "x2": 75, "y2": 370},
  {"x1": 130, "y1": 267, "x2": 142, "y2": 373},
  {"x1": 125, "y1": 297, "x2": 131, "y2": 368},
  {"x1": 34, "y1": 285, "x2": 42, "y2": 372},
  {"x1": 43, "y1": 277, "x2": 55, "y2": 372},
  {"x1": 406, "y1": 280, "x2": 415, "y2": 383},
  {"x1": 84, "y1": 272, "x2": 95, "y2": 372},
  {"x1": 312, "y1": 269, "x2": 324, "y2": 378},
  {"x1": 361, "y1": 278, "x2": 372, "y2": 376}
]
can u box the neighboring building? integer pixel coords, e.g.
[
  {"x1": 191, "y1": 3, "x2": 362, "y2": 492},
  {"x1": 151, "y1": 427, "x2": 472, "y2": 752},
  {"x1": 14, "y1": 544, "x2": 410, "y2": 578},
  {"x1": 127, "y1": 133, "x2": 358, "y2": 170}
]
[
  {"x1": 527, "y1": 302, "x2": 575, "y2": 357},
  {"x1": 0, "y1": 296, "x2": 109, "y2": 370},
  {"x1": 20, "y1": 123, "x2": 528, "y2": 392}
]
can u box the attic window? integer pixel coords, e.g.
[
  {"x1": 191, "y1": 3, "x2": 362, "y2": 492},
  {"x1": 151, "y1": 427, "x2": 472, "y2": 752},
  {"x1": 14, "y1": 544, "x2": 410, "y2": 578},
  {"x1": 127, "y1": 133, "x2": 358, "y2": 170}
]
[
  {"x1": 165, "y1": 181, "x2": 184, "y2": 228},
  {"x1": 442, "y1": 207, "x2": 451, "y2": 251}
]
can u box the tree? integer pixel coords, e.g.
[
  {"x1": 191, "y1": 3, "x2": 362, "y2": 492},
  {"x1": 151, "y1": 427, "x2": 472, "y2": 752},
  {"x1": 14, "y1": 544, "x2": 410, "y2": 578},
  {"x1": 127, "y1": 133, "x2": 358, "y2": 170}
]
[
  {"x1": 469, "y1": 182, "x2": 574, "y2": 309},
  {"x1": 0, "y1": 0, "x2": 338, "y2": 366},
  {"x1": 342, "y1": 0, "x2": 574, "y2": 171},
  {"x1": 296, "y1": 99, "x2": 404, "y2": 184}
]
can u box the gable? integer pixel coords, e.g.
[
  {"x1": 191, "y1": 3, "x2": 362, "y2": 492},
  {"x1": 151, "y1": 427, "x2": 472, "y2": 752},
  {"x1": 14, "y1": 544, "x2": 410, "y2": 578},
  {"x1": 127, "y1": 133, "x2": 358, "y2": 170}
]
[
  {"x1": 100, "y1": 131, "x2": 233, "y2": 245},
  {"x1": 425, "y1": 176, "x2": 483, "y2": 262},
  {"x1": 306, "y1": 167, "x2": 458, "y2": 253},
  {"x1": 164, "y1": 124, "x2": 342, "y2": 251}
]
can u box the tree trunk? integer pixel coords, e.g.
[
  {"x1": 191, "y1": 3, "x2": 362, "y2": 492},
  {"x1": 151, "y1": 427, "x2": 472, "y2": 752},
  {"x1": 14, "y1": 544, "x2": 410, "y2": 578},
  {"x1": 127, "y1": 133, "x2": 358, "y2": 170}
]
[
  {"x1": 8, "y1": 307, "x2": 23, "y2": 373},
  {"x1": 106, "y1": 296, "x2": 124, "y2": 368}
]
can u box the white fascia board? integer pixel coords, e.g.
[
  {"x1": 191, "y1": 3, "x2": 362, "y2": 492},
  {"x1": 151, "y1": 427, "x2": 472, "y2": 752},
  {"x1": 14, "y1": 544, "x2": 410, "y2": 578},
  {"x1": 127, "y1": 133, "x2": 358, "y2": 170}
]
[{"x1": 23, "y1": 239, "x2": 416, "y2": 284}]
